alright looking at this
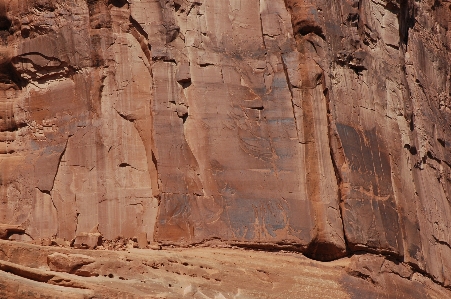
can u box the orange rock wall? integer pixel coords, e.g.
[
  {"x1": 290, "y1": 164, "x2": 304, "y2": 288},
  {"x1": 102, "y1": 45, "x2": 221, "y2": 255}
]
[{"x1": 1, "y1": 0, "x2": 451, "y2": 289}]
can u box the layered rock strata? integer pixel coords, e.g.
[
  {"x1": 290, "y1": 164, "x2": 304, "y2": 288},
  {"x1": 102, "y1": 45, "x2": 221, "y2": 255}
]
[{"x1": 1, "y1": 240, "x2": 451, "y2": 299}]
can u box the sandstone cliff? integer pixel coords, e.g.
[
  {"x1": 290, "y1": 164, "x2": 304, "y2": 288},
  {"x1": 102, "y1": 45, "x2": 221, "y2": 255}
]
[{"x1": 0, "y1": 0, "x2": 450, "y2": 297}]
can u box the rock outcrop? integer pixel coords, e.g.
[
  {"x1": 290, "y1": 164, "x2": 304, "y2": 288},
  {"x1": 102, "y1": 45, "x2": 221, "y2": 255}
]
[
  {"x1": 0, "y1": 0, "x2": 450, "y2": 297},
  {"x1": 1, "y1": 239, "x2": 451, "y2": 299}
]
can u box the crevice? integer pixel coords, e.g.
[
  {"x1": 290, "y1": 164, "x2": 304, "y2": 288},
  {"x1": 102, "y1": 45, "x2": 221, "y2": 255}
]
[
  {"x1": 178, "y1": 112, "x2": 188, "y2": 124},
  {"x1": 398, "y1": 0, "x2": 415, "y2": 47},
  {"x1": 247, "y1": 106, "x2": 264, "y2": 111},
  {"x1": 50, "y1": 139, "x2": 68, "y2": 194},
  {"x1": 0, "y1": 62, "x2": 25, "y2": 89},
  {"x1": 296, "y1": 22, "x2": 326, "y2": 40},
  {"x1": 385, "y1": 1, "x2": 401, "y2": 14},
  {"x1": 74, "y1": 210, "x2": 80, "y2": 238},
  {"x1": 115, "y1": 108, "x2": 135, "y2": 122},
  {"x1": 179, "y1": 79, "x2": 192, "y2": 89},
  {"x1": 431, "y1": 0, "x2": 442, "y2": 10},
  {"x1": 323, "y1": 86, "x2": 350, "y2": 255},
  {"x1": 17, "y1": 52, "x2": 68, "y2": 65},
  {"x1": 108, "y1": 0, "x2": 128, "y2": 8},
  {"x1": 153, "y1": 56, "x2": 176, "y2": 64},
  {"x1": 347, "y1": 269, "x2": 377, "y2": 284},
  {"x1": 347, "y1": 245, "x2": 404, "y2": 262},
  {"x1": 231, "y1": 241, "x2": 305, "y2": 253},
  {"x1": 178, "y1": 80, "x2": 191, "y2": 89},
  {"x1": 407, "y1": 260, "x2": 451, "y2": 292},
  {"x1": 34, "y1": 1, "x2": 56, "y2": 12},
  {"x1": 129, "y1": 15, "x2": 148, "y2": 40},
  {"x1": 186, "y1": 1, "x2": 203, "y2": 16},
  {"x1": 118, "y1": 162, "x2": 142, "y2": 172},
  {"x1": 0, "y1": 16, "x2": 11, "y2": 32},
  {"x1": 437, "y1": 138, "x2": 447, "y2": 148},
  {"x1": 412, "y1": 150, "x2": 451, "y2": 171},
  {"x1": 433, "y1": 235, "x2": 451, "y2": 251},
  {"x1": 280, "y1": 55, "x2": 300, "y2": 144},
  {"x1": 37, "y1": 188, "x2": 51, "y2": 196},
  {"x1": 346, "y1": 12, "x2": 360, "y2": 27},
  {"x1": 404, "y1": 144, "x2": 418, "y2": 155},
  {"x1": 335, "y1": 51, "x2": 367, "y2": 74},
  {"x1": 304, "y1": 239, "x2": 347, "y2": 262},
  {"x1": 258, "y1": 0, "x2": 266, "y2": 49},
  {"x1": 282, "y1": 0, "x2": 325, "y2": 41},
  {"x1": 128, "y1": 15, "x2": 152, "y2": 70},
  {"x1": 386, "y1": 43, "x2": 400, "y2": 50},
  {"x1": 11, "y1": 54, "x2": 79, "y2": 86},
  {"x1": 0, "y1": 225, "x2": 26, "y2": 240},
  {"x1": 163, "y1": 24, "x2": 180, "y2": 44},
  {"x1": 174, "y1": 2, "x2": 182, "y2": 12},
  {"x1": 151, "y1": 151, "x2": 158, "y2": 173},
  {"x1": 0, "y1": 15, "x2": 12, "y2": 45},
  {"x1": 426, "y1": 151, "x2": 441, "y2": 164}
]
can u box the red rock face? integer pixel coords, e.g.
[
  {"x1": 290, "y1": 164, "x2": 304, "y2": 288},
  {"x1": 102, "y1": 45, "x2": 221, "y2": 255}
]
[{"x1": 0, "y1": 0, "x2": 451, "y2": 296}]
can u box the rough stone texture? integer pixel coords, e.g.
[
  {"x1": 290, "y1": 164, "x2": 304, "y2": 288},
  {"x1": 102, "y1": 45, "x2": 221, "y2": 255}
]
[
  {"x1": 0, "y1": 240, "x2": 450, "y2": 299},
  {"x1": 47, "y1": 252, "x2": 95, "y2": 275},
  {"x1": 73, "y1": 232, "x2": 102, "y2": 249},
  {"x1": 0, "y1": 0, "x2": 451, "y2": 297}
]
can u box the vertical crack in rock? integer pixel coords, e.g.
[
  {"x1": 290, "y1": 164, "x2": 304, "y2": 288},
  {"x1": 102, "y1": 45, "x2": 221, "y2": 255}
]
[
  {"x1": 75, "y1": 204, "x2": 79, "y2": 239},
  {"x1": 129, "y1": 15, "x2": 152, "y2": 68},
  {"x1": 398, "y1": 0, "x2": 415, "y2": 47},
  {"x1": 282, "y1": 0, "x2": 347, "y2": 261},
  {"x1": 400, "y1": 0, "x2": 416, "y2": 129},
  {"x1": 129, "y1": 16, "x2": 148, "y2": 40},
  {"x1": 146, "y1": 65, "x2": 161, "y2": 199},
  {"x1": 324, "y1": 87, "x2": 349, "y2": 253},
  {"x1": 258, "y1": 0, "x2": 266, "y2": 49},
  {"x1": 280, "y1": 56, "x2": 301, "y2": 143},
  {"x1": 122, "y1": 4, "x2": 160, "y2": 199},
  {"x1": 51, "y1": 139, "x2": 68, "y2": 194},
  {"x1": 42, "y1": 138, "x2": 69, "y2": 239}
]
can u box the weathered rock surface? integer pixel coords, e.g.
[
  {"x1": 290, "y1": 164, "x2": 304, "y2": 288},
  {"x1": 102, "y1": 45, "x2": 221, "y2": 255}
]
[
  {"x1": 0, "y1": 0, "x2": 450, "y2": 297},
  {"x1": 0, "y1": 240, "x2": 450, "y2": 299}
]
